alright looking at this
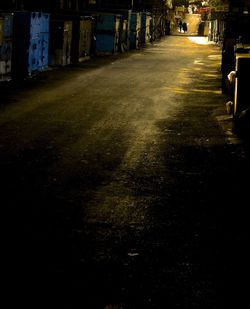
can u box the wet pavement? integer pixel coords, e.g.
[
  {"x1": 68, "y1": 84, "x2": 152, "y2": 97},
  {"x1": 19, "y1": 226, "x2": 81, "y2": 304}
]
[{"x1": 1, "y1": 36, "x2": 250, "y2": 308}]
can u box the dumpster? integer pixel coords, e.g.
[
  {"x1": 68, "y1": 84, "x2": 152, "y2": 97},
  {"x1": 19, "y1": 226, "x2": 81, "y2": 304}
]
[
  {"x1": 140, "y1": 12, "x2": 151, "y2": 44},
  {"x1": 130, "y1": 12, "x2": 141, "y2": 49},
  {"x1": 49, "y1": 20, "x2": 73, "y2": 66},
  {"x1": 95, "y1": 13, "x2": 121, "y2": 55},
  {"x1": 12, "y1": 11, "x2": 50, "y2": 78},
  {"x1": 0, "y1": 13, "x2": 13, "y2": 81},
  {"x1": 79, "y1": 17, "x2": 93, "y2": 61},
  {"x1": 233, "y1": 53, "x2": 250, "y2": 116}
]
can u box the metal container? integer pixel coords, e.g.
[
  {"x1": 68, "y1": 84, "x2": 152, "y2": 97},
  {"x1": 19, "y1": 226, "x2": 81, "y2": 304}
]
[
  {"x1": 12, "y1": 11, "x2": 50, "y2": 78},
  {"x1": 140, "y1": 12, "x2": 151, "y2": 44},
  {"x1": 104, "y1": 9, "x2": 131, "y2": 51},
  {"x1": 233, "y1": 53, "x2": 250, "y2": 115},
  {"x1": 129, "y1": 13, "x2": 141, "y2": 49},
  {"x1": 115, "y1": 9, "x2": 131, "y2": 52},
  {"x1": 49, "y1": 20, "x2": 73, "y2": 66},
  {"x1": 79, "y1": 17, "x2": 93, "y2": 61},
  {"x1": 95, "y1": 13, "x2": 121, "y2": 54},
  {"x1": 0, "y1": 13, "x2": 13, "y2": 81}
]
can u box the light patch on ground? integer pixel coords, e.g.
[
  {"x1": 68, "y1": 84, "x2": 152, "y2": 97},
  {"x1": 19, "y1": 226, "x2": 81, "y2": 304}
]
[
  {"x1": 208, "y1": 54, "x2": 221, "y2": 60},
  {"x1": 188, "y1": 36, "x2": 214, "y2": 45},
  {"x1": 194, "y1": 59, "x2": 205, "y2": 65},
  {"x1": 160, "y1": 86, "x2": 190, "y2": 94},
  {"x1": 202, "y1": 73, "x2": 219, "y2": 78},
  {"x1": 191, "y1": 89, "x2": 221, "y2": 94}
]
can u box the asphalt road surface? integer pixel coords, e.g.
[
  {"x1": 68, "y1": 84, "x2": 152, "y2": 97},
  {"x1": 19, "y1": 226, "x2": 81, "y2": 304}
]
[{"x1": 1, "y1": 35, "x2": 249, "y2": 308}]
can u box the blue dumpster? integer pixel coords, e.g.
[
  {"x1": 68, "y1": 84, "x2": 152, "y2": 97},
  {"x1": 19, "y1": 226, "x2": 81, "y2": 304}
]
[
  {"x1": 95, "y1": 13, "x2": 121, "y2": 55},
  {"x1": 12, "y1": 11, "x2": 50, "y2": 78}
]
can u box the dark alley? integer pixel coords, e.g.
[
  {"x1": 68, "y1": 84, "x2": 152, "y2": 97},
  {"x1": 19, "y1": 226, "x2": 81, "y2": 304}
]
[{"x1": 1, "y1": 35, "x2": 250, "y2": 308}]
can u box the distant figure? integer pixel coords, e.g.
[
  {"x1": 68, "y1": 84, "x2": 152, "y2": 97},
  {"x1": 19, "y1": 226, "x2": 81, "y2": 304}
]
[
  {"x1": 165, "y1": 20, "x2": 170, "y2": 35},
  {"x1": 182, "y1": 22, "x2": 187, "y2": 33},
  {"x1": 178, "y1": 20, "x2": 183, "y2": 32}
]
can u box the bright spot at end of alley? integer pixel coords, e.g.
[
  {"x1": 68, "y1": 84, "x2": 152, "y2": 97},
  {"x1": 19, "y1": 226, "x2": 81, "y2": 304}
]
[{"x1": 188, "y1": 36, "x2": 214, "y2": 45}]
